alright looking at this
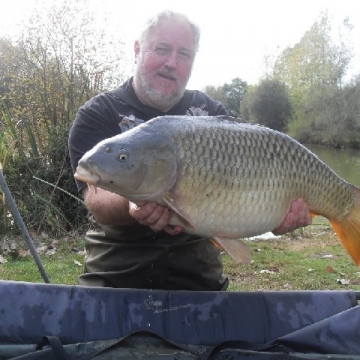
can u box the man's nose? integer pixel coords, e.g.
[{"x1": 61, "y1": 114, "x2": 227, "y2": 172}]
[{"x1": 165, "y1": 51, "x2": 178, "y2": 68}]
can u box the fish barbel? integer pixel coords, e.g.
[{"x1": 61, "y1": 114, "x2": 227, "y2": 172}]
[{"x1": 75, "y1": 116, "x2": 360, "y2": 264}]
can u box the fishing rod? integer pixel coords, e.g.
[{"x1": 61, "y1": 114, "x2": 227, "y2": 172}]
[{"x1": 0, "y1": 164, "x2": 51, "y2": 283}]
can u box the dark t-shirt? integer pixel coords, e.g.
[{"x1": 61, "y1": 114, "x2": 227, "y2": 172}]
[{"x1": 68, "y1": 78, "x2": 229, "y2": 290}]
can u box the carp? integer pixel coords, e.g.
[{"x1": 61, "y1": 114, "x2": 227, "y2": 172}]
[{"x1": 75, "y1": 116, "x2": 360, "y2": 265}]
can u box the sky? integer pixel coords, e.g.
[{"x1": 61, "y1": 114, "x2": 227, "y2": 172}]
[{"x1": 0, "y1": 0, "x2": 359, "y2": 89}]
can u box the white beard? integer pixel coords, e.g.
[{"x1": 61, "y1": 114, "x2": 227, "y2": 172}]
[{"x1": 134, "y1": 65, "x2": 190, "y2": 112}]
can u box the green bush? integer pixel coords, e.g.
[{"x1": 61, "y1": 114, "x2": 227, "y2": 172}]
[{"x1": 2, "y1": 127, "x2": 88, "y2": 236}]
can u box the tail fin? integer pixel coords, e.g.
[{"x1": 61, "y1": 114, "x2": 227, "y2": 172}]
[{"x1": 330, "y1": 186, "x2": 360, "y2": 265}]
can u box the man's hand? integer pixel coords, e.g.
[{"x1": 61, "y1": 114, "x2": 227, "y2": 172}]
[
  {"x1": 272, "y1": 198, "x2": 312, "y2": 235},
  {"x1": 129, "y1": 202, "x2": 183, "y2": 235}
]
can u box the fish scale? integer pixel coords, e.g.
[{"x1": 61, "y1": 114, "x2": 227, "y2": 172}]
[
  {"x1": 75, "y1": 115, "x2": 360, "y2": 265},
  {"x1": 165, "y1": 121, "x2": 308, "y2": 235}
]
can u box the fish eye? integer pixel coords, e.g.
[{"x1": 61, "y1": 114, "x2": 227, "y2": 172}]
[{"x1": 117, "y1": 149, "x2": 129, "y2": 161}]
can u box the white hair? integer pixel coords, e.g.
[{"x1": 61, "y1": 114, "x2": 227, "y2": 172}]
[{"x1": 138, "y1": 10, "x2": 201, "y2": 52}]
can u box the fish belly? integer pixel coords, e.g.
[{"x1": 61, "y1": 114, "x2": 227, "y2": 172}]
[{"x1": 170, "y1": 167, "x2": 293, "y2": 238}]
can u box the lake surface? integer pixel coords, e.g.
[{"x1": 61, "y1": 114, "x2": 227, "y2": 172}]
[{"x1": 307, "y1": 145, "x2": 360, "y2": 186}]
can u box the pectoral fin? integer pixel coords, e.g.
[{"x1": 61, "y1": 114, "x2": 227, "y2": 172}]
[
  {"x1": 213, "y1": 237, "x2": 251, "y2": 264},
  {"x1": 162, "y1": 195, "x2": 196, "y2": 230}
]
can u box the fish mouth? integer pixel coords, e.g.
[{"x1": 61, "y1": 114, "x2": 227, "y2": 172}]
[{"x1": 74, "y1": 166, "x2": 101, "y2": 186}]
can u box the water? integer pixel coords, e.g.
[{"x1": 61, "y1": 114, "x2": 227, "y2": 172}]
[{"x1": 307, "y1": 145, "x2": 360, "y2": 186}]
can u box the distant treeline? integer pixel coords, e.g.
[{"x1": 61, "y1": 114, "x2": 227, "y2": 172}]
[{"x1": 204, "y1": 13, "x2": 359, "y2": 149}]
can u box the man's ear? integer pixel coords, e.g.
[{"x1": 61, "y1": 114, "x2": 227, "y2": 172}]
[{"x1": 134, "y1": 40, "x2": 141, "y2": 59}]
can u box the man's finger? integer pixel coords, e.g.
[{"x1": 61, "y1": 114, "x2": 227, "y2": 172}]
[{"x1": 163, "y1": 225, "x2": 183, "y2": 235}]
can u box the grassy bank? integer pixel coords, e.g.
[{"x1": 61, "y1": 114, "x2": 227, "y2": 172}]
[
  {"x1": 0, "y1": 234, "x2": 85, "y2": 284},
  {"x1": 1, "y1": 223, "x2": 360, "y2": 292},
  {"x1": 225, "y1": 224, "x2": 360, "y2": 292}
]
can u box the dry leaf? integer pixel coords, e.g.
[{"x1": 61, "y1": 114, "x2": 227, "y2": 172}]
[{"x1": 326, "y1": 266, "x2": 336, "y2": 273}]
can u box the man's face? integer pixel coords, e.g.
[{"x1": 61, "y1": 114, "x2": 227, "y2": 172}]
[{"x1": 133, "y1": 18, "x2": 196, "y2": 112}]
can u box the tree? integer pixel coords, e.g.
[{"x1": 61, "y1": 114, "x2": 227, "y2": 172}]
[
  {"x1": 222, "y1": 78, "x2": 248, "y2": 117},
  {"x1": 203, "y1": 84, "x2": 227, "y2": 107},
  {"x1": 0, "y1": 0, "x2": 129, "y2": 234},
  {"x1": 268, "y1": 11, "x2": 358, "y2": 143},
  {"x1": 248, "y1": 79, "x2": 292, "y2": 131},
  {"x1": 239, "y1": 84, "x2": 256, "y2": 122},
  {"x1": 298, "y1": 78, "x2": 360, "y2": 148},
  {"x1": 272, "y1": 12, "x2": 353, "y2": 108},
  {"x1": 204, "y1": 77, "x2": 247, "y2": 117}
]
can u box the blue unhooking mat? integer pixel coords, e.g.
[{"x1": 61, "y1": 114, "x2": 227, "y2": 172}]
[{"x1": 0, "y1": 280, "x2": 359, "y2": 359}]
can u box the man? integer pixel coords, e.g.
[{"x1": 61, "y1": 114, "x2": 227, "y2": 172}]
[{"x1": 68, "y1": 10, "x2": 311, "y2": 290}]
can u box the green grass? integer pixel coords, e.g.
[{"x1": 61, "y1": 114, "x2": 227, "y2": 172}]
[
  {"x1": 1, "y1": 223, "x2": 360, "y2": 293},
  {"x1": 0, "y1": 236, "x2": 84, "y2": 284},
  {"x1": 223, "y1": 224, "x2": 360, "y2": 292}
]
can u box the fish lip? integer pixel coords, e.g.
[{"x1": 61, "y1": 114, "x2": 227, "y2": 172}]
[{"x1": 74, "y1": 166, "x2": 101, "y2": 185}]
